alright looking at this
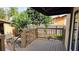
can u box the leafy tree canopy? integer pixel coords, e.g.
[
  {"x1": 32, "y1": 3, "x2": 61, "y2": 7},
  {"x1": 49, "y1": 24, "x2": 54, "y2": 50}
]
[
  {"x1": 26, "y1": 8, "x2": 51, "y2": 26},
  {"x1": 11, "y1": 7, "x2": 51, "y2": 31},
  {"x1": 0, "y1": 8, "x2": 5, "y2": 19},
  {"x1": 9, "y1": 7, "x2": 18, "y2": 17}
]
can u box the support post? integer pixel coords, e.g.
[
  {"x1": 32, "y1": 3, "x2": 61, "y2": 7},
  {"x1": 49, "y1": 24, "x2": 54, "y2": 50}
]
[
  {"x1": 35, "y1": 28, "x2": 38, "y2": 38},
  {"x1": 21, "y1": 29, "x2": 27, "y2": 48}
]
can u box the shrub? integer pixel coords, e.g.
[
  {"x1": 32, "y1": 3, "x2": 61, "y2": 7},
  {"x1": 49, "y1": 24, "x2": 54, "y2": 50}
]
[{"x1": 48, "y1": 34, "x2": 64, "y2": 39}]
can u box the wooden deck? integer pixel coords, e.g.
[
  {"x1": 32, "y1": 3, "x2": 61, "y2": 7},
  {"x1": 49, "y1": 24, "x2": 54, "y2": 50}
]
[
  {"x1": 5, "y1": 26, "x2": 65, "y2": 51},
  {"x1": 16, "y1": 39, "x2": 66, "y2": 51}
]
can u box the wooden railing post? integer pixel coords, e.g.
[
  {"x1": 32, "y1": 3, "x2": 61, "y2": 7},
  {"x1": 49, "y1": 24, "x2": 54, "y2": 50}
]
[
  {"x1": 21, "y1": 29, "x2": 27, "y2": 48},
  {"x1": 63, "y1": 27, "x2": 65, "y2": 44},
  {"x1": 35, "y1": 28, "x2": 38, "y2": 38},
  {"x1": 56, "y1": 26, "x2": 57, "y2": 35}
]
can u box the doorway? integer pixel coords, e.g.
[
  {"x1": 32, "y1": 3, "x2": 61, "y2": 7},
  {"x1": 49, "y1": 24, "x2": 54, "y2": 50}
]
[{"x1": 0, "y1": 23, "x2": 4, "y2": 34}]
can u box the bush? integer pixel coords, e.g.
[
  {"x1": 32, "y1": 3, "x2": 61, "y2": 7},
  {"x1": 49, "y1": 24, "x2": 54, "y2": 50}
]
[{"x1": 48, "y1": 34, "x2": 64, "y2": 39}]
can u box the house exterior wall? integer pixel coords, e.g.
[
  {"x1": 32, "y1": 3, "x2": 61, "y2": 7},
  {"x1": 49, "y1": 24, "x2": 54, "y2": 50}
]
[
  {"x1": 52, "y1": 16, "x2": 66, "y2": 25},
  {"x1": 3, "y1": 23, "x2": 14, "y2": 39}
]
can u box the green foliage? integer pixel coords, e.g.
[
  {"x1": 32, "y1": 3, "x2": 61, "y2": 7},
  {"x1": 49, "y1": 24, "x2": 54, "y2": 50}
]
[
  {"x1": 0, "y1": 8, "x2": 5, "y2": 19},
  {"x1": 11, "y1": 7, "x2": 51, "y2": 32},
  {"x1": 9, "y1": 7, "x2": 18, "y2": 17},
  {"x1": 27, "y1": 8, "x2": 40, "y2": 25},
  {"x1": 12, "y1": 9, "x2": 32, "y2": 31},
  {"x1": 27, "y1": 8, "x2": 51, "y2": 26},
  {"x1": 48, "y1": 34, "x2": 64, "y2": 38}
]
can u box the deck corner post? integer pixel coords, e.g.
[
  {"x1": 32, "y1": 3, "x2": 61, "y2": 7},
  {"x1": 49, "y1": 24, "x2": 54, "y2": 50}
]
[
  {"x1": 35, "y1": 28, "x2": 38, "y2": 38},
  {"x1": 21, "y1": 29, "x2": 27, "y2": 48}
]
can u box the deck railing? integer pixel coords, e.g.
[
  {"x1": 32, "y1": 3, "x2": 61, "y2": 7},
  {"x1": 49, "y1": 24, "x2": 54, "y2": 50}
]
[
  {"x1": 38, "y1": 27, "x2": 65, "y2": 38},
  {"x1": 21, "y1": 28, "x2": 37, "y2": 48},
  {"x1": 21, "y1": 26, "x2": 65, "y2": 48},
  {"x1": 5, "y1": 26, "x2": 65, "y2": 51}
]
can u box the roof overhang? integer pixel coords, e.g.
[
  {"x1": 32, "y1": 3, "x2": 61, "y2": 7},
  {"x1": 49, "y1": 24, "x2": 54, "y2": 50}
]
[
  {"x1": 32, "y1": 7, "x2": 73, "y2": 16},
  {"x1": 0, "y1": 19, "x2": 11, "y2": 24}
]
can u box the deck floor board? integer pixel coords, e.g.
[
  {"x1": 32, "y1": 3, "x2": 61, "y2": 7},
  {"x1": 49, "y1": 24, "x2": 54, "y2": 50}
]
[{"x1": 16, "y1": 39, "x2": 66, "y2": 51}]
